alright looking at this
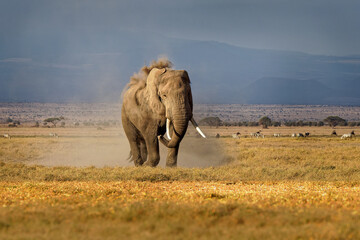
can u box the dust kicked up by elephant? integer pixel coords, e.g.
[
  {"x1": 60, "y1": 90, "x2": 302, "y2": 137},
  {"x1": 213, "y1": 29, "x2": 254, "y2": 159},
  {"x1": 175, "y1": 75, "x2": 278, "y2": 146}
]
[{"x1": 121, "y1": 58, "x2": 206, "y2": 167}]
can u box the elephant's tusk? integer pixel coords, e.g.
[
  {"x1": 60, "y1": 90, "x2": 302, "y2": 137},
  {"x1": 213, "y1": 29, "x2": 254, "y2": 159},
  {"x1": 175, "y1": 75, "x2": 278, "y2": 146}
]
[
  {"x1": 190, "y1": 117, "x2": 206, "y2": 138},
  {"x1": 166, "y1": 118, "x2": 171, "y2": 140}
]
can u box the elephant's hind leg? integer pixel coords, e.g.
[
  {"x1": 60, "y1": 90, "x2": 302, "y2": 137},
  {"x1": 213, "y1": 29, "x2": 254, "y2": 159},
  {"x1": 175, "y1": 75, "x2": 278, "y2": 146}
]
[
  {"x1": 140, "y1": 140, "x2": 148, "y2": 164},
  {"x1": 129, "y1": 141, "x2": 143, "y2": 166},
  {"x1": 122, "y1": 115, "x2": 143, "y2": 166}
]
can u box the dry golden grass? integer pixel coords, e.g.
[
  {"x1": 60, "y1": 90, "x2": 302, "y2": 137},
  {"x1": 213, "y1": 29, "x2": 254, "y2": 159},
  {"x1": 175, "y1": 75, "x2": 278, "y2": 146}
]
[
  {"x1": 0, "y1": 180, "x2": 359, "y2": 239},
  {"x1": 2, "y1": 181, "x2": 360, "y2": 210},
  {"x1": 0, "y1": 127, "x2": 360, "y2": 239}
]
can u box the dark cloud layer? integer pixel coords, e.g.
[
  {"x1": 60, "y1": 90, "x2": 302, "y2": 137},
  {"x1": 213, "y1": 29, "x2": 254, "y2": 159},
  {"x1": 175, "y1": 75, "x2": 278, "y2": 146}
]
[{"x1": 1, "y1": 0, "x2": 359, "y2": 55}]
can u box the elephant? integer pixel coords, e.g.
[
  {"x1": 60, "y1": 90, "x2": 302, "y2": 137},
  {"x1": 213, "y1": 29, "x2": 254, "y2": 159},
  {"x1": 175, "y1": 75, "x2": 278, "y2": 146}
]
[{"x1": 121, "y1": 59, "x2": 206, "y2": 167}]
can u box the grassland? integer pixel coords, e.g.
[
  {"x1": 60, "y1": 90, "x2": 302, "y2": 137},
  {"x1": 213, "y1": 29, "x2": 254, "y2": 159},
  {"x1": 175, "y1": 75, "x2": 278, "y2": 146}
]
[{"x1": 0, "y1": 127, "x2": 360, "y2": 239}]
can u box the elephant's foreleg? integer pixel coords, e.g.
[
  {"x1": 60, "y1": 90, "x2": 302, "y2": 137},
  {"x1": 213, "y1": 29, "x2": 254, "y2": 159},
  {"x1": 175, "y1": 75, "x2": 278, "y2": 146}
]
[
  {"x1": 143, "y1": 137, "x2": 160, "y2": 167},
  {"x1": 166, "y1": 147, "x2": 179, "y2": 167}
]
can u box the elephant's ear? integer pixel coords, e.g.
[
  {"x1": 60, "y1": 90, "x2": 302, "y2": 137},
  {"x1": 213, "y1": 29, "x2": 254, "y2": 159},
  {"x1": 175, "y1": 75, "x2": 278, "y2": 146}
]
[
  {"x1": 181, "y1": 70, "x2": 193, "y2": 112},
  {"x1": 146, "y1": 68, "x2": 166, "y2": 116},
  {"x1": 188, "y1": 84, "x2": 193, "y2": 112}
]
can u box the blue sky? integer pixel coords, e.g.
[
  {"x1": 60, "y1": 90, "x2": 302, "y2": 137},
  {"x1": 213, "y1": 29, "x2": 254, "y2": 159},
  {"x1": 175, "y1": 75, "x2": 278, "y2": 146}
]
[{"x1": 1, "y1": 0, "x2": 359, "y2": 56}]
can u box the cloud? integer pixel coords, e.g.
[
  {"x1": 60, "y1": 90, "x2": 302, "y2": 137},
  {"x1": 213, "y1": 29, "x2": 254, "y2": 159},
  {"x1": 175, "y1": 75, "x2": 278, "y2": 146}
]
[
  {"x1": 0, "y1": 58, "x2": 32, "y2": 63},
  {"x1": 0, "y1": 0, "x2": 359, "y2": 55},
  {"x1": 0, "y1": 58, "x2": 89, "y2": 70},
  {"x1": 35, "y1": 63, "x2": 89, "y2": 70}
]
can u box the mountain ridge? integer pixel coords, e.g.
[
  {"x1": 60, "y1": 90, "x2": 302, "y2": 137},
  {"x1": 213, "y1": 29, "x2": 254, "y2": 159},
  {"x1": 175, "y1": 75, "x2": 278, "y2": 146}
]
[{"x1": 1, "y1": 30, "x2": 360, "y2": 104}]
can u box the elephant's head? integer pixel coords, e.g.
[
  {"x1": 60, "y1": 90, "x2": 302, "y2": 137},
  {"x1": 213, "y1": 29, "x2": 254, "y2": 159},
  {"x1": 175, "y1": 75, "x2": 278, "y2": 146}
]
[{"x1": 146, "y1": 67, "x2": 205, "y2": 148}]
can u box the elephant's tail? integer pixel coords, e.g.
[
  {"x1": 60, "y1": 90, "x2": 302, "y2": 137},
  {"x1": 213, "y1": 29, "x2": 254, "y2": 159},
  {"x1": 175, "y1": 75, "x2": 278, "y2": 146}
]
[{"x1": 127, "y1": 151, "x2": 133, "y2": 162}]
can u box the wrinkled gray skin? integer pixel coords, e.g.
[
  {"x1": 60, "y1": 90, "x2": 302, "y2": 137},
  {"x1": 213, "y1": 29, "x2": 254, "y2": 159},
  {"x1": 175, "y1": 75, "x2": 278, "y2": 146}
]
[{"x1": 121, "y1": 68, "x2": 193, "y2": 167}]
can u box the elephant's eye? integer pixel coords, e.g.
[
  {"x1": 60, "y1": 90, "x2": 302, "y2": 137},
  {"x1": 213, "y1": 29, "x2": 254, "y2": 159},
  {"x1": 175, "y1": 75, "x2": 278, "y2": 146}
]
[{"x1": 162, "y1": 94, "x2": 167, "y2": 99}]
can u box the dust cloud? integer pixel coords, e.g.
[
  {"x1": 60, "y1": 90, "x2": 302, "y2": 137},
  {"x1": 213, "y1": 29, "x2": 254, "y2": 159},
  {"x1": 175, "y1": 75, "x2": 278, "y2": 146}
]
[
  {"x1": 32, "y1": 136, "x2": 133, "y2": 167},
  {"x1": 32, "y1": 134, "x2": 227, "y2": 168},
  {"x1": 171, "y1": 137, "x2": 227, "y2": 168}
]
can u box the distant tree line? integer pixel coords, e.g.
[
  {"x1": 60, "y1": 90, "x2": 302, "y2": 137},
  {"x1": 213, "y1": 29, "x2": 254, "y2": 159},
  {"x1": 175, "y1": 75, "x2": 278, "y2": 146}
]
[
  {"x1": 5, "y1": 117, "x2": 20, "y2": 127},
  {"x1": 283, "y1": 121, "x2": 325, "y2": 127},
  {"x1": 43, "y1": 117, "x2": 65, "y2": 127},
  {"x1": 199, "y1": 116, "x2": 360, "y2": 127},
  {"x1": 2, "y1": 115, "x2": 359, "y2": 128},
  {"x1": 348, "y1": 122, "x2": 360, "y2": 127},
  {"x1": 83, "y1": 120, "x2": 120, "y2": 127}
]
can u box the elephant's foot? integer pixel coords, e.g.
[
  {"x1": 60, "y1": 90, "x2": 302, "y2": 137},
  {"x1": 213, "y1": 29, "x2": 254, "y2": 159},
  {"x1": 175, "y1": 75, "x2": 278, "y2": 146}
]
[
  {"x1": 142, "y1": 155, "x2": 160, "y2": 167},
  {"x1": 165, "y1": 160, "x2": 177, "y2": 168},
  {"x1": 143, "y1": 161, "x2": 159, "y2": 167},
  {"x1": 133, "y1": 156, "x2": 145, "y2": 167},
  {"x1": 143, "y1": 161, "x2": 156, "y2": 167}
]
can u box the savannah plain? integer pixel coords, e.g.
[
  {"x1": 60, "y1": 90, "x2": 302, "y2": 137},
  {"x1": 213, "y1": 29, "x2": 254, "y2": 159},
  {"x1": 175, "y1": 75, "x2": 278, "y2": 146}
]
[{"x1": 1, "y1": 103, "x2": 360, "y2": 239}]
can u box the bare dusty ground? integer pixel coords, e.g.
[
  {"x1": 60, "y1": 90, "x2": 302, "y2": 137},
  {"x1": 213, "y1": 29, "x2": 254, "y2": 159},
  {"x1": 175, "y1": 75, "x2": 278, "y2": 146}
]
[
  {"x1": 29, "y1": 136, "x2": 225, "y2": 168},
  {"x1": 0, "y1": 127, "x2": 225, "y2": 168}
]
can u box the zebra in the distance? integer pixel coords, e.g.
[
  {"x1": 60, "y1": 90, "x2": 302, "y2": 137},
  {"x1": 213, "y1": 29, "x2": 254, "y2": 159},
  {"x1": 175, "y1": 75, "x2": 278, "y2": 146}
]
[
  {"x1": 254, "y1": 131, "x2": 264, "y2": 138},
  {"x1": 3, "y1": 134, "x2": 11, "y2": 139},
  {"x1": 49, "y1": 133, "x2": 59, "y2": 138},
  {"x1": 341, "y1": 131, "x2": 355, "y2": 139},
  {"x1": 232, "y1": 132, "x2": 241, "y2": 139}
]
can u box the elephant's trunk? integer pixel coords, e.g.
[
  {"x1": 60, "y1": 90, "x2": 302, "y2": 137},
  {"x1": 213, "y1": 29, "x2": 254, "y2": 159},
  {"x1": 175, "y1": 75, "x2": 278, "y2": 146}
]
[{"x1": 161, "y1": 106, "x2": 190, "y2": 148}]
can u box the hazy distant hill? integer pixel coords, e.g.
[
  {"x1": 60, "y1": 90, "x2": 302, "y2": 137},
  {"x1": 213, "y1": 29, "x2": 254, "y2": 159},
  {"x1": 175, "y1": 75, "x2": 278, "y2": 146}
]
[
  {"x1": 0, "y1": 30, "x2": 360, "y2": 104},
  {"x1": 240, "y1": 78, "x2": 337, "y2": 104}
]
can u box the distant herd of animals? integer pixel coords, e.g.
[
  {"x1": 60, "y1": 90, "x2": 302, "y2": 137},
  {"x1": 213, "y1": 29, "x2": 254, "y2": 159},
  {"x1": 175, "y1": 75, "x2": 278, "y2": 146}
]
[
  {"x1": 2, "y1": 133, "x2": 59, "y2": 139},
  {"x1": 222, "y1": 130, "x2": 356, "y2": 139}
]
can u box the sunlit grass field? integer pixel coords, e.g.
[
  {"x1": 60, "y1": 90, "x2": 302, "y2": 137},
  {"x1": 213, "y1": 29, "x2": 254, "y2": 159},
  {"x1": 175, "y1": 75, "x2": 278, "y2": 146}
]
[{"x1": 0, "y1": 127, "x2": 360, "y2": 239}]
